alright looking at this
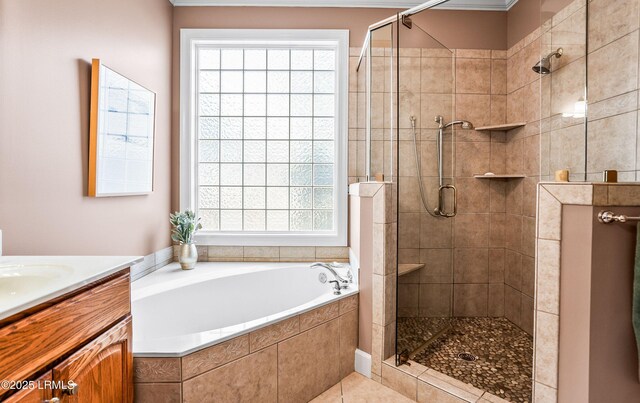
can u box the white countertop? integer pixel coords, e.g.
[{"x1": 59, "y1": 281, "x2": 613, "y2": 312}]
[{"x1": 0, "y1": 255, "x2": 142, "y2": 321}]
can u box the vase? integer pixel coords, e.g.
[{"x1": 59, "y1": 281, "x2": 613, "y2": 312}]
[{"x1": 178, "y1": 243, "x2": 198, "y2": 270}]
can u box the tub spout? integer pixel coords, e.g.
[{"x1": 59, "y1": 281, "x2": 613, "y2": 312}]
[{"x1": 310, "y1": 262, "x2": 352, "y2": 287}]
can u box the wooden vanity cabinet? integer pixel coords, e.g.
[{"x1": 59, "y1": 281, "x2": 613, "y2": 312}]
[{"x1": 0, "y1": 270, "x2": 133, "y2": 403}]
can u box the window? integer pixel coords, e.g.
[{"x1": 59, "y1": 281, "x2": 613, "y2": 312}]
[{"x1": 180, "y1": 29, "x2": 348, "y2": 246}]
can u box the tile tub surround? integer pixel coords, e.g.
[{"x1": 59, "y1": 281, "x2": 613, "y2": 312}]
[
  {"x1": 534, "y1": 183, "x2": 640, "y2": 402},
  {"x1": 134, "y1": 294, "x2": 358, "y2": 403},
  {"x1": 173, "y1": 245, "x2": 349, "y2": 263}
]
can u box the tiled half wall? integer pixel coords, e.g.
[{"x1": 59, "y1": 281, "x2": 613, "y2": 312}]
[{"x1": 134, "y1": 295, "x2": 358, "y2": 403}]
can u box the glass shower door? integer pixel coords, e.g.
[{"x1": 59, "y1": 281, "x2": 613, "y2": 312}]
[{"x1": 394, "y1": 18, "x2": 456, "y2": 361}]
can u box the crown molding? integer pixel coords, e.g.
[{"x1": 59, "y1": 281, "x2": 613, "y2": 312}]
[{"x1": 169, "y1": 0, "x2": 520, "y2": 11}]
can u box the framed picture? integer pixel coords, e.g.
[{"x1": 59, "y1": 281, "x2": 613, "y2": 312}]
[{"x1": 88, "y1": 59, "x2": 156, "y2": 197}]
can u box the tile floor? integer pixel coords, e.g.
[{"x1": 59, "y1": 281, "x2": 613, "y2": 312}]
[{"x1": 310, "y1": 372, "x2": 415, "y2": 403}]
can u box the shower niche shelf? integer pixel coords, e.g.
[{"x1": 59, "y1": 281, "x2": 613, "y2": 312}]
[
  {"x1": 474, "y1": 122, "x2": 526, "y2": 131},
  {"x1": 474, "y1": 174, "x2": 526, "y2": 179}
]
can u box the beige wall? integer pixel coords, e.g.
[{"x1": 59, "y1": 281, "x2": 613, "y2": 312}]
[{"x1": 0, "y1": 0, "x2": 173, "y2": 255}]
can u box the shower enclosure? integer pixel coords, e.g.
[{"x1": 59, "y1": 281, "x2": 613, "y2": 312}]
[{"x1": 356, "y1": 0, "x2": 588, "y2": 402}]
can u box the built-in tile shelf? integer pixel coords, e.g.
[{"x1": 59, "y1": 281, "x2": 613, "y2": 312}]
[
  {"x1": 398, "y1": 263, "x2": 425, "y2": 276},
  {"x1": 474, "y1": 174, "x2": 526, "y2": 179},
  {"x1": 474, "y1": 122, "x2": 526, "y2": 131}
]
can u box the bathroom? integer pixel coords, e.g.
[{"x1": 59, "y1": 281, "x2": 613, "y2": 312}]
[{"x1": 1, "y1": 0, "x2": 640, "y2": 402}]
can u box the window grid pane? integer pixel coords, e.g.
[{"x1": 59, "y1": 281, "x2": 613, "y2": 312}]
[{"x1": 196, "y1": 46, "x2": 336, "y2": 232}]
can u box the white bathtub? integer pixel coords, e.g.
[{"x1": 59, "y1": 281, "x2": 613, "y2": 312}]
[{"x1": 131, "y1": 261, "x2": 358, "y2": 357}]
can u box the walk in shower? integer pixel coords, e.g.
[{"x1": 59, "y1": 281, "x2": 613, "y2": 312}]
[{"x1": 356, "y1": 0, "x2": 588, "y2": 402}]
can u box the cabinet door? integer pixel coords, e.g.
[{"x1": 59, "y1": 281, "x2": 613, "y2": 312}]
[
  {"x1": 53, "y1": 316, "x2": 133, "y2": 403},
  {"x1": 4, "y1": 372, "x2": 53, "y2": 403}
]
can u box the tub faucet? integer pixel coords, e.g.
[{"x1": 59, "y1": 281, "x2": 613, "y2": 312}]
[
  {"x1": 310, "y1": 262, "x2": 353, "y2": 288},
  {"x1": 329, "y1": 280, "x2": 342, "y2": 295}
]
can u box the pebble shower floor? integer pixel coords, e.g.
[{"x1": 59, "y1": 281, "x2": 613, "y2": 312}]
[{"x1": 400, "y1": 317, "x2": 533, "y2": 403}]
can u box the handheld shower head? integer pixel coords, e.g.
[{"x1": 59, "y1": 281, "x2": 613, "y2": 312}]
[
  {"x1": 533, "y1": 48, "x2": 563, "y2": 74},
  {"x1": 442, "y1": 120, "x2": 473, "y2": 130}
]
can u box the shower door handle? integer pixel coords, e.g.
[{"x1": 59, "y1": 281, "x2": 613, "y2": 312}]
[{"x1": 438, "y1": 184, "x2": 457, "y2": 217}]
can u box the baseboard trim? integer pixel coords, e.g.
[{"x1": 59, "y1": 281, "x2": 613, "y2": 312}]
[{"x1": 355, "y1": 349, "x2": 372, "y2": 378}]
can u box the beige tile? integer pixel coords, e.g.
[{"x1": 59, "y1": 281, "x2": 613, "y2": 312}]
[
  {"x1": 456, "y1": 49, "x2": 491, "y2": 58},
  {"x1": 608, "y1": 184, "x2": 640, "y2": 205},
  {"x1": 549, "y1": 57, "x2": 585, "y2": 118},
  {"x1": 488, "y1": 283, "x2": 505, "y2": 317},
  {"x1": 339, "y1": 294, "x2": 359, "y2": 314},
  {"x1": 455, "y1": 141, "x2": 490, "y2": 177},
  {"x1": 454, "y1": 214, "x2": 490, "y2": 248},
  {"x1": 588, "y1": 31, "x2": 639, "y2": 103},
  {"x1": 507, "y1": 87, "x2": 524, "y2": 123},
  {"x1": 534, "y1": 381, "x2": 558, "y2": 403},
  {"x1": 399, "y1": 283, "x2": 420, "y2": 309},
  {"x1": 490, "y1": 95, "x2": 507, "y2": 125},
  {"x1": 134, "y1": 357, "x2": 181, "y2": 383},
  {"x1": 456, "y1": 58, "x2": 491, "y2": 94},
  {"x1": 420, "y1": 214, "x2": 453, "y2": 248},
  {"x1": 374, "y1": 222, "x2": 397, "y2": 275},
  {"x1": 490, "y1": 213, "x2": 506, "y2": 248},
  {"x1": 521, "y1": 255, "x2": 536, "y2": 297},
  {"x1": 419, "y1": 284, "x2": 452, "y2": 317},
  {"x1": 587, "y1": 90, "x2": 637, "y2": 122},
  {"x1": 182, "y1": 335, "x2": 250, "y2": 380},
  {"x1": 505, "y1": 214, "x2": 523, "y2": 252},
  {"x1": 481, "y1": 391, "x2": 512, "y2": 403},
  {"x1": 207, "y1": 246, "x2": 243, "y2": 260},
  {"x1": 417, "y1": 381, "x2": 469, "y2": 403},
  {"x1": 279, "y1": 246, "x2": 316, "y2": 261},
  {"x1": 588, "y1": 0, "x2": 639, "y2": 52},
  {"x1": 548, "y1": 124, "x2": 586, "y2": 175},
  {"x1": 488, "y1": 248, "x2": 505, "y2": 283},
  {"x1": 134, "y1": 383, "x2": 181, "y2": 403},
  {"x1": 521, "y1": 294, "x2": 534, "y2": 335},
  {"x1": 456, "y1": 94, "x2": 491, "y2": 128},
  {"x1": 381, "y1": 363, "x2": 418, "y2": 400},
  {"x1": 489, "y1": 180, "x2": 506, "y2": 213},
  {"x1": 491, "y1": 59, "x2": 507, "y2": 95},
  {"x1": 454, "y1": 248, "x2": 489, "y2": 283},
  {"x1": 250, "y1": 316, "x2": 299, "y2": 352},
  {"x1": 505, "y1": 249, "x2": 522, "y2": 290},
  {"x1": 534, "y1": 311, "x2": 560, "y2": 388},
  {"x1": 453, "y1": 284, "x2": 488, "y2": 316},
  {"x1": 342, "y1": 372, "x2": 416, "y2": 403},
  {"x1": 339, "y1": 310, "x2": 359, "y2": 379},
  {"x1": 278, "y1": 319, "x2": 341, "y2": 403},
  {"x1": 300, "y1": 301, "x2": 341, "y2": 331},
  {"x1": 420, "y1": 248, "x2": 453, "y2": 283},
  {"x1": 504, "y1": 285, "x2": 522, "y2": 327},
  {"x1": 587, "y1": 111, "x2": 637, "y2": 172},
  {"x1": 522, "y1": 216, "x2": 536, "y2": 257},
  {"x1": 309, "y1": 382, "x2": 342, "y2": 403},
  {"x1": 418, "y1": 369, "x2": 483, "y2": 402},
  {"x1": 456, "y1": 177, "x2": 490, "y2": 214},
  {"x1": 316, "y1": 247, "x2": 349, "y2": 260},
  {"x1": 537, "y1": 188, "x2": 562, "y2": 241},
  {"x1": 182, "y1": 345, "x2": 277, "y2": 403},
  {"x1": 371, "y1": 323, "x2": 383, "y2": 375},
  {"x1": 421, "y1": 57, "x2": 454, "y2": 94},
  {"x1": 537, "y1": 239, "x2": 561, "y2": 315}
]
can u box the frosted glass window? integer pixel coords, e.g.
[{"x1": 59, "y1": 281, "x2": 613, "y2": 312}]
[{"x1": 195, "y1": 45, "x2": 339, "y2": 233}]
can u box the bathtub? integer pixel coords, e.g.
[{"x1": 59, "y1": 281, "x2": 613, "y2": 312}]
[{"x1": 131, "y1": 261, "x2": 359, "y2": 357}]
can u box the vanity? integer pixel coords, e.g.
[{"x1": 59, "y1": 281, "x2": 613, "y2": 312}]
[{"x1": 0, "y1": 256, "x2": 141, "y2": 402}]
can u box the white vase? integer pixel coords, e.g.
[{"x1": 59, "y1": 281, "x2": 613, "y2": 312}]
[{"x1": 178, "y1": 243, "x2": 198, "y2": 270}]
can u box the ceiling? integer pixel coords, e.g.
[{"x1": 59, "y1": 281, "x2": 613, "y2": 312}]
[{"x1": 169, "y1": 0, "x2": 520, "y2": 11}]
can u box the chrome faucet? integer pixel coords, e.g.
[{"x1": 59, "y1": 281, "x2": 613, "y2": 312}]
[{"x1": 310, "y1": 262, "x2": 353, "y2": 288}]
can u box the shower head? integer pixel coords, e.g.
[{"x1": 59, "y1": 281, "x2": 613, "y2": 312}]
[
  {"x1": 533, "y1": 48, "x2": 563, "y2": 74},
  {"x1": 442, "y1": 119, "x2": 473, "y2": 130}
]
